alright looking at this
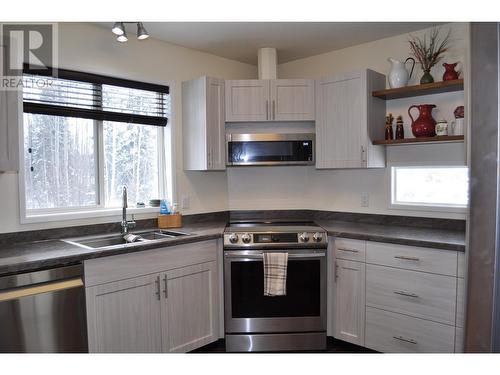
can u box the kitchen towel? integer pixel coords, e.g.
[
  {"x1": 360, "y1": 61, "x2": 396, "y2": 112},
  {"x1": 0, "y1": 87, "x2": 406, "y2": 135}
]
[{"x1": 263, "y1": 252, "x2": 288, "y2": 296}]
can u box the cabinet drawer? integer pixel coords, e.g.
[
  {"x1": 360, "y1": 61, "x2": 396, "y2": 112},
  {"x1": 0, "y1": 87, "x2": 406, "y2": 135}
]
[
  {"x1": 334, "y1": 238, "x2": 366, "y2": 262},
  {"x1": 366, "y1": 242, "x2": 457, "y2": 276},
  {"x1": 365, "y1": 307, "x2": 455, "y2": 353},
  {"x1": 366, "y1": 264, "x2": 457, "y2": 325}
]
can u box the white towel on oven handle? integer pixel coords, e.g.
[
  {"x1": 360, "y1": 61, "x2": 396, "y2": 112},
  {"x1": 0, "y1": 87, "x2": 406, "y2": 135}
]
[{"x1": 263, "y1": 252, "x2": 288, "y2": 296}]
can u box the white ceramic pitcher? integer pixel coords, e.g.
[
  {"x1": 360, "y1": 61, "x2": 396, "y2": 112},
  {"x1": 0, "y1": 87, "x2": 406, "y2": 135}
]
[{"x1": 388, "y1": 57, "x2": 416, "y2": 88}]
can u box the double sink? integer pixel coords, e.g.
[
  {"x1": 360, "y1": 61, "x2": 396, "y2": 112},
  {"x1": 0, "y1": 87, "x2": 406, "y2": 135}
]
[{"x1": 63, "y1": 229, "x2": 191, "y2": 250}]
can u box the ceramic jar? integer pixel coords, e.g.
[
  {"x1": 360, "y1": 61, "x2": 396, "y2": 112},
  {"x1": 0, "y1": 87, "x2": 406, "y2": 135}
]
[
  {"x1": 408, "y1": 104, "x2": 437, "y2": 137},
  {"x1": 388, "y1": 57, "x2": 415, "y2": 88}
]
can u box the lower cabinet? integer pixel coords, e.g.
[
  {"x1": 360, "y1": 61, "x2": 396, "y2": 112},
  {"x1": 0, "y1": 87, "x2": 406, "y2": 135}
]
[
  {"x1": 86, "y1": 274, "x2": 163, "y2": 353},
  {"x1": 365, "y1": 307, "x2": 455, "y2": 353},
  {"x1": 333, "y1": 258, "x2": 365, "y2": 346},
  {"x1": 162, "y1": 261, "x2": 218, "y2": 353},
  {"x1": 84, "y1": 240, "x2": 220, "y2": 353},
  {"x1": 329, "y1": 237, "x2": 465, "y2": 353}
]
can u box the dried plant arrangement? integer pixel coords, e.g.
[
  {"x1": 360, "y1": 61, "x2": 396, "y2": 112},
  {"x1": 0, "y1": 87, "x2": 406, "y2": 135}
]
[{"x1": 409, "y1": 27, "x2": 452, "y2": 84}]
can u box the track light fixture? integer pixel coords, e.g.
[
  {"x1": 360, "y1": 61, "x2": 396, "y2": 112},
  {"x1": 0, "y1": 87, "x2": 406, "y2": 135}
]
[
  {"x1": 137, "y1": 22, "x2": 149, "y2": 40},
  {"x1": 112, "y1": 22, "x2": 149, "y2": 42},
  {"x1": 112, "y1": 22, "x2": 125, "y2": 36}
]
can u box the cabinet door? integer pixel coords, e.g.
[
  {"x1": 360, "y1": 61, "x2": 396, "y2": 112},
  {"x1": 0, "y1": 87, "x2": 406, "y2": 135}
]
[
  {"x1": 206, "y1": 77, "x2": 226, "y2": 170},
  {"x1": 333, "y1": 258, "x2": 366, "y2": 345},
  {"x1": 225, "y1": 80, "x2": 270, "y2": 122},
  {"x1": 270, "y1": 79, "x2": 315, "y2": 121},
  {"x1": 162, "y1": 261, "x2": 218, "y2": 352},
  {"x1": 316, "y1": 72, "x2": 365, "y2": 169},
  {"x1": 86, "y1": 274, "x2": 162, "y2": 353}
]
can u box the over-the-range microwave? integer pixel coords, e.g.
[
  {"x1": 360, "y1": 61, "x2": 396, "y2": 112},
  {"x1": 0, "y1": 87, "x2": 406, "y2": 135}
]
[{"x1": 226, "y1": 133, "x2": 315, "y2": 166}]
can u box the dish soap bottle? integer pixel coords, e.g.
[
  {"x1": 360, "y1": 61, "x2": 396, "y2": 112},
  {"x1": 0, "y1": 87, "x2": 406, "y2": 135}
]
[{"x1": 160, "y1": 199, "x2": 170, "y2": 215}]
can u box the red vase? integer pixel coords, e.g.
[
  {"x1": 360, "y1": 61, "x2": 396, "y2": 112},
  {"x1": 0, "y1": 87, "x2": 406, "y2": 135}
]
[
  {"x1": 442, "y1": 62, "x2": 459, "y2": 81},
  {"x1": 408, "y1": 104, "x2": 437, "y2": 137}
]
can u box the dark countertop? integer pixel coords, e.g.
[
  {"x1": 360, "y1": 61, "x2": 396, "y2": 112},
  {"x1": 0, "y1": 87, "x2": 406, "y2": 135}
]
[
  {"x1": 0, "y1": 218, "x2": 466, "y2": 277},
  {"x1": 0, "y1": 222, "x2": 227, "y2": 276},
  {"x1": 316, "y1": 220, "x2": 466, "y2": 252}
]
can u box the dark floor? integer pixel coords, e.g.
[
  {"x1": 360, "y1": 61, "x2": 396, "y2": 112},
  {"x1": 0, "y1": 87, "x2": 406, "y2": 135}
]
[{"x1": 191, "y1": 337, "x2": 376, "y2": 353}]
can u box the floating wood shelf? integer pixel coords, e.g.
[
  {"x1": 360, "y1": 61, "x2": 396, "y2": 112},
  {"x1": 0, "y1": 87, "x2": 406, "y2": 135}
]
[
  {"x1": 372, "y1": 79, "x2": 464, "y2": 100},
  {"x1": 372, "y1": 135, "x2": 464, "y2": 146}
]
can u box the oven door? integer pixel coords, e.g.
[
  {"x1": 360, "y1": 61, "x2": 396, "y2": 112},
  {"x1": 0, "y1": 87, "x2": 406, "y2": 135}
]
[
  {"x1": 226, "y1": 133, "x2": 315, "y2": 166},
  {"x1": 224, "y1": 249, "x2": 326, "y2": 333}
]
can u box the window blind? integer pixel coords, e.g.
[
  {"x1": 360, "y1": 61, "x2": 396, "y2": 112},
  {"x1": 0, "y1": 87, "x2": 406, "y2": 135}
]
[{"x1": 22, "y1": 66, "x2": 169, "y2": 126}]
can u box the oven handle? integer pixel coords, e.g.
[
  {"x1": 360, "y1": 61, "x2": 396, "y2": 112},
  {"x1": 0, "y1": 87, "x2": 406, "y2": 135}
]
[{"x1": 224, "y1": 251, "x2": 326, "y2": 259}]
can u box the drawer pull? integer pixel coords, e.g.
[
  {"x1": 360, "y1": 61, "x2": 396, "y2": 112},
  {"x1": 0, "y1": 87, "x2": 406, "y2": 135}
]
[
  {"x1": 337, "y1": 248, "x2": 359, "y2": 253},
  {"x1": 394, "y1": 255, "x2": 420, "y2": 261},
  {"x1": 393, "y1": 290, "x2": 419, "y2": 298},
  {"x1": 393, "y1": 335, "x2": 418, "y2": 345}
]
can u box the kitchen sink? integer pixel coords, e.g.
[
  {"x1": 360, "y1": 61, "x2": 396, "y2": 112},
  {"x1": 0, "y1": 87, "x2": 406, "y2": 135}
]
[{"x1": 63, "y1": 229, "x2": 191, "y2": 250}]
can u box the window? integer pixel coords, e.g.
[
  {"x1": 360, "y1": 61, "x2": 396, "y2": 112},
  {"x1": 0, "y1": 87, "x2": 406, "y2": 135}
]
[
  {"x1": 391, "y1": 166, "x2": 469, "y2": 211},
  {"x1": 21, "y1": 67, "x2": 170, "y2": 220}
]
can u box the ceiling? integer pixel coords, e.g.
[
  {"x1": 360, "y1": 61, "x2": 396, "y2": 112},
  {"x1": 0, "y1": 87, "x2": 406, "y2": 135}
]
[{"x1": 97, "y1": 22, "x2": 441, "y2": 65}]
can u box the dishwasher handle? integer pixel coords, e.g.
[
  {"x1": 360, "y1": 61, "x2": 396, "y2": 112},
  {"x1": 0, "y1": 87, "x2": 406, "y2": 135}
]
[{"x1": 0, "y1": 278, "x2": 84, "y2": 303}]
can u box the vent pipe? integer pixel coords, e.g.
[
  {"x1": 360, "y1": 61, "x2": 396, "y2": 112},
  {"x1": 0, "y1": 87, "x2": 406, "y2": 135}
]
[{"x1": 258, "y1": 47, "x2": 277, "y2": 79}]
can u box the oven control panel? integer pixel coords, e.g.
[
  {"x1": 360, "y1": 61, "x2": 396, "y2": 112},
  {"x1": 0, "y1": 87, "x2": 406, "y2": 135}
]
[{"x1": 223, "y1": 231, "x2": 327, "y2": 248}]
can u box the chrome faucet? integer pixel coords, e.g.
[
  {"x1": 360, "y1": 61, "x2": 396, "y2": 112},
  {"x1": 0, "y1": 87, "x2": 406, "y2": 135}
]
[{"x1": 121, "y1": 186, "x2": 136, "y2": 234}]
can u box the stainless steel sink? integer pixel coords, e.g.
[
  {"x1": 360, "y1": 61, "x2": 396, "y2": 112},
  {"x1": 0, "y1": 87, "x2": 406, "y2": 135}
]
[{"x1": 63, "y1": 229, "x2": 191, "y2": 250}]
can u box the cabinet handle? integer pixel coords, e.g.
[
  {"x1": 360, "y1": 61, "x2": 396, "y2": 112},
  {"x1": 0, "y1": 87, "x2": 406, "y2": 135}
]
[
  {"x1": 155, "y1": 276, "x2": 160, "y2": 301},
  {"x1": 272, "y1": 100, "x2": 276, "y2": 120},
  {"x1": 334, "y1": 261, "x2": 339, "y2": 282},
  {"x1": 266, "y1": 100, "x2": 269, "y2": 120},
  {"x1": 393, "y1": 290, "x2": 419, "y2": 298},
  {"x1": 360, "y1": 145, "x2": 366, "y2": 163},
  {"x1": 393, "y1": 335, "x2": 417, "y2": 345},
  {"x1": 394, "y1": 255, "x2": 420, "y2": 261},
  {"x1": 337, "y1": 247, "x2": 359, "y2": 253},
  {"x1": 163, "y1": 275, "x2": 168, "y2": 299}
]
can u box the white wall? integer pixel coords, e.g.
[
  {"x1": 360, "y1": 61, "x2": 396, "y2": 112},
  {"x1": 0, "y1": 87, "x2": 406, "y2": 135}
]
[
  {"x1": 227, "y1": 22, "x2": 468, "y2": 219},
  {"x1": 0, "y1": 22, "x2": 256, "y2": 233}
]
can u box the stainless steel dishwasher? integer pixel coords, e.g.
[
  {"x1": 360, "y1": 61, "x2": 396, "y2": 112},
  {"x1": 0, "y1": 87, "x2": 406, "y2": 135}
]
[{"x1": 0, "y1": 264, "x2": 88, "y2": 352}]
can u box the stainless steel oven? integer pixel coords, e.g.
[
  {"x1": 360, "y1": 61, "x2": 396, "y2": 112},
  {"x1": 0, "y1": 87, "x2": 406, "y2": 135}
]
[
  {"x1": 226, "y1": 133, "x2": 315, "y2": 166},
  {"x1": 223, "y1": 222, "x2": 327, "y2": 352}
]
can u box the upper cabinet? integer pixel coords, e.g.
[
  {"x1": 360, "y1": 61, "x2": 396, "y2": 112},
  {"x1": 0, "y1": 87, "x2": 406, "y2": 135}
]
[
  {"x1": 225, "y1": 79, "x2": 315, "y2": 122},
  {"x1": 315, "y1": 69, "x2": 386, "y2": 169},
  {"x1": 0, "y1": 45, "x2": 21, "y2": 172},
  {"x1": 270, "y1": 79, "x2": 315, "y2": 121},
  {"x1": 183, "y1": 76, "x2": 225, "y2": 171},
  {"x1": 225, "y1": 80, "x2": 270, "y2": 122}
]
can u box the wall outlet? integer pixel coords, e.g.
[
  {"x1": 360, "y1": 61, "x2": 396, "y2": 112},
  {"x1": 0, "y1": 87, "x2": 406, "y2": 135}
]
[
  {"x1": 361, "y1": 192, "x2": 369, "y2": 208},
  {"x1": 181, "y1": 194, "x2": 190, "y2": 210}
]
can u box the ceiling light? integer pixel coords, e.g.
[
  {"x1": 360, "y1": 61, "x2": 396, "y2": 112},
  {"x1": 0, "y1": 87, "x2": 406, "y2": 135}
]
[
  {"x1": 137, "y1": 22, "x2": 149, "y2": 40},
  {"x1": 112, "y1": 22, "x2": 125, "y2": 36},
  {"x1": 117, "y1": 30, "x2": 128, "y2": 43}
]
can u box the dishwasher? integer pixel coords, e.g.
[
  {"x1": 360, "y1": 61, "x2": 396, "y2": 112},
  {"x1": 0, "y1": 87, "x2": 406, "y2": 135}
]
[{"x1": 0, "y1": 264, "x2": 88, "y2": 352}]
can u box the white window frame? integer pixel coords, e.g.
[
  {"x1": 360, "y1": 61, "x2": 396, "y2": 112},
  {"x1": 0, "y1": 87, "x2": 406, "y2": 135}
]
[
  {"x1": 389, "y1": 165, "x2": 469, "y2": 214},
  {"x1": 18, "y1": 101, "x2": 169, "y2": 224}
]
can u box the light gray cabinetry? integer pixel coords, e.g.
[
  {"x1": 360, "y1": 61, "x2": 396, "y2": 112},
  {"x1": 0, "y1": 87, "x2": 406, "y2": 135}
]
[
  {"x1": 225, "y1": 79, "x2": 270, "y2": 122},
  {"x1": 329, "y1": 238, "x2": 366, "y2": 346},
  {"x1": 183, "y1": 76, "x2": 225, "y2": 170},
  {"x1": 365, "y1": 307, "x2": 456, "y2": 353},
  {"x1": 225, "y1": 79, "x2": 315, "y2": 122},
  {"x1": 0, "y1": 44, "x2": 21, "y2": 172},
  {"x1": 85, "y1": 240, "x2": 220, "y2": 353},
  {"x1": 269, "y1": 79, "x2": 315, "y2": 121},
  {"x1": 85, "y1": 274, "x2": 163, "y2": 353},
  {"x1": 162, "y1": 261, "x2": 218, "y2": 352},
  {"x1": 329, "y1": 238, "x2": 465, "y2": 353},
  {"x1": 315, "y1": 69, "x2": 386, "y2": 169}
]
